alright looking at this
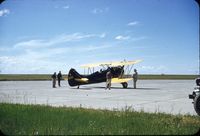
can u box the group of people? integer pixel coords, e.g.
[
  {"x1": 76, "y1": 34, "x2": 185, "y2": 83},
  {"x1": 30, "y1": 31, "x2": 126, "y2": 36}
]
[
  {"x1": 105, "y1": 68, "x2": 138, "y2": 90},
  {"x1": 51, "y1": 71, "x2": 62, "y2": 88}
]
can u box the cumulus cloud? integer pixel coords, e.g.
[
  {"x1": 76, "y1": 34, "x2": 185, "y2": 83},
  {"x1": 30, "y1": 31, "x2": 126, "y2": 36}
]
[
  {"x1": 115, "y1": 35, "x2": 130, "y2": 40},
  {"x1": 0, "y1": 55, "x2": 65, "y2": 74},
  {"x1": 0, "y1": 45, "x2": 73, "y2": 74},
  {"x1": 0, "y1": 9, "x2": 10, "y2": 17},
  {"x1": 0, "y1": 32, "x2": 112, "y2": 73},
  {"x1": 127, "y1": 21, "x2": 139, "y2": 26},
  {"x1": 0, "y1": 44, "x2": 113, "y2": 74}
]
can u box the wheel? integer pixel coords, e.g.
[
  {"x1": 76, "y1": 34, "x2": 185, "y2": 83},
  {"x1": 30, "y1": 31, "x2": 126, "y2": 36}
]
[
  {"x1": 194, "y1": 94, "x2": 200, "y2": 116},
  {"x1": 122, "y1": 82, "x2": 128, "y2": 88}
]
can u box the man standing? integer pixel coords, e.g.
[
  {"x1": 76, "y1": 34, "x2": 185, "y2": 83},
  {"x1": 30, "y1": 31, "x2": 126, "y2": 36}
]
[
  {"x1": 195, "y1": 75, "x2": 200, "y2": 86},
  {"x1": 51, "y1": 72, "x2": 56, "y2": 88},
  {"x1": 57, "y1": 71, "x2": 62, "y2": 87},
  {"x1": 106, "y1": 70, "x2": 112, "y2": 90},
  {"x1": 133, "y1": 69, "x2": 138, "y2": 89}
]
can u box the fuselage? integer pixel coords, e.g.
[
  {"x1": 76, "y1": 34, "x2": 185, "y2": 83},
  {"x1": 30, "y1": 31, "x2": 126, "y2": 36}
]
[{"x1": 68, "y1": 66, "x2": 124, "y2": 86}]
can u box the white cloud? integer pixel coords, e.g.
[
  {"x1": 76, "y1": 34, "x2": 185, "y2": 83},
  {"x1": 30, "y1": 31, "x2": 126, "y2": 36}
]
[
  {"x1": 0, "y1": 9, "x2": 10, "y2": 17},
  {"x1": 0, "y1": 43, "x2": 113, "y2": 74},
  {"x1": 0, "y1": 45, "x2": 72, "y2": 74},
  {"x1": 63, "y1": 5, "x2": 70, "y2": 9},
  {"x1": 14, "y1": 39, "x2": 46, "y2": 48},
  {"x1": 92, "y1": 7, "x2": 109, "y2": 14},
  {"x1": 115, "y1": 35, "x2": 130, "y2": 40},
  {"x1": 80, "y1": 44, "x2": 112, "y2": 51},
  {"x1": 0, "y1": 32, "x2": 112, "y2": 73},
  {"x1": 115, "y1": 35, "x2": 147, "y2": 41},
  {"x1": 14, "y1": 33, "x2": 105, "y2": 49},
  {"x1": 127, "y1": 21, "x2": 139, "y2": 26},
  {"x1": 92, "y1": 8, "x2": 103, "y2": 14},
  {"x1": 140, "y1": 65, "x2": 168, "y2": 74},
  {"x1": 132, "y1": 36, "x2": 147, "y2": 41},
  {"x1": 141, "y1": 66, "x2": 155, "y2": 70},
  {"x1": 0, "y1": 55, "x2": 64, "y2": 74},
  {"x1": 55, "y1": 5, "x2": 70, "y2": 9},
  {"x1": 100, "y1": 33, "x2": 106, "y2": 38},
  {"x1": 0, "y1": 46, "x2": 11, "y2": 52}
]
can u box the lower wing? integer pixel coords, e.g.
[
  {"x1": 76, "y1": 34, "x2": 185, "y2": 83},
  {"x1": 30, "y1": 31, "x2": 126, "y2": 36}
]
[{"x1": 111, "y1": 78, "x2": 132, "y2": 83}]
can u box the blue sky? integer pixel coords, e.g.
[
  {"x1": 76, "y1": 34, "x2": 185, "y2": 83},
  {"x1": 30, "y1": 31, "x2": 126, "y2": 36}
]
[{"x1": 0, "y1": 0, "x2": 199, "y2": 74}]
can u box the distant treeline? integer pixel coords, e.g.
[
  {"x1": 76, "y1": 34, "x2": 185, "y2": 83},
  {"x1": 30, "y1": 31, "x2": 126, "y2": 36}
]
[{"x1": 0, "y1": 74, "x2": 197, "y2": 81}]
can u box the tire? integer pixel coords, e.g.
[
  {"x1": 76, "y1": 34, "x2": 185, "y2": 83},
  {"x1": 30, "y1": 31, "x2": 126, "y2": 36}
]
[
  {"x1": 194, "y1": 94, "x2": 200, "y2": 116},
  {"x1": 122, "y1": 82, "x2": 128, "y2": 88}
]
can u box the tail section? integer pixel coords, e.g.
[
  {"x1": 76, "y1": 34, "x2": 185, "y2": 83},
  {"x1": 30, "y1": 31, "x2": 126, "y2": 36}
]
[{"x1": 68, "y1": 68, "x2": 88, "y2": 86}]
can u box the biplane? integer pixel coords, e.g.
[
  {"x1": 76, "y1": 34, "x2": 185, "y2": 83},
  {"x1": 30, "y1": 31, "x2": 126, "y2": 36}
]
[{"x1": 68, "y1": 59, "x2": 142, "y2": 88}]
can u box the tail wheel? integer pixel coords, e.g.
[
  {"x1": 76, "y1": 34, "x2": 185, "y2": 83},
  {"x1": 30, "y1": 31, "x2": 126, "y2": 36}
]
[
  {"x1": 122, "y1": 82, "x2": 128, "y2": 88},
  {"x1": 194, "y1": 94, "x2": 200, "y2": 116}
]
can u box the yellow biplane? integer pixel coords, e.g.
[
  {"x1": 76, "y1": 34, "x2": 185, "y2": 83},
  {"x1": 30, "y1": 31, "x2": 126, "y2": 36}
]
[{"x1": 68, "y1": 59, "x2": 142, "y2": 88}]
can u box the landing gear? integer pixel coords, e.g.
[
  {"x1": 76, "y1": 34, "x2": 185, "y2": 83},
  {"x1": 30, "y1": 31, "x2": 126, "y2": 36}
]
[{"x1": 122, "y1": 82, "x2": 128, "y2": 88}]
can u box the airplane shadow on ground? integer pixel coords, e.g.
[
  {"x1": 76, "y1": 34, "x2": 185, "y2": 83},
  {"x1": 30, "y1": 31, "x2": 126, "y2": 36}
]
[
  {"x1": 133, "y1": 87, "x2": 161, "y2": 90},
  {"x1": 71, "y1": 86, "x2": 160, "y2": 90},
  {"x1": 93, "y1": 87, "x2": 161, "y2": 90},
  {"x1": 71, "y1": 87, "x2": 93, "y2": 90}
]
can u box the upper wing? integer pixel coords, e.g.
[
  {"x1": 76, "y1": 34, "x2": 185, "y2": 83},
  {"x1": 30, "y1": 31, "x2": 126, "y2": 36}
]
[
  {"x1": 80, "y1": 62, "x2": 111, "y2": 68},
  {"x1": 110, "y1": 60, "x2": 142, "y2": 67},
  {"x1": 80, "y1": 60, "x2": 142, "y2": 68}
]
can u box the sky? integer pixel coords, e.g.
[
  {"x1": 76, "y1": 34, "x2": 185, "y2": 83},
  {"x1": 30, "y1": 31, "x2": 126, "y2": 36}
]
[{"x1": 0, "y1": 0, "x2": 199, "y2": 74}]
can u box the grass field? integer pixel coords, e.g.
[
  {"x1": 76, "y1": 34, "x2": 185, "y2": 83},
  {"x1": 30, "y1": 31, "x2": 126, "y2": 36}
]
[
  {"x1": 0, "y1": 74, "x2": 197, "y2": 81},
  {"x1": 0, "y1": 103, "x2": 199, "y2": 135}
]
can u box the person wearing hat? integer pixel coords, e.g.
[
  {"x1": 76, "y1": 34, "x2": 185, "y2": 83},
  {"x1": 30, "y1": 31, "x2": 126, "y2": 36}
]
[{"x1": 133, "y1": 69, "x2": 138, "y2": 89}]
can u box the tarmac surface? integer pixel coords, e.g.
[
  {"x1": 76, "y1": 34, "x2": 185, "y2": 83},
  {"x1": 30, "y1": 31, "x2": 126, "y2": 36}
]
[{"x1": 0, "y1": 80, "x2": 197, "y2": 115}]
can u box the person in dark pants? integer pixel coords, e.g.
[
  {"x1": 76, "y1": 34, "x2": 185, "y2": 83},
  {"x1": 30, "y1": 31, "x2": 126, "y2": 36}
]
[
  {"x1": 105, "y1": 70, "x2": 112, "y2": 90},
  {"x1": 133, "y1": 69, "x2": 138, "y2": 89},
  {"x1": 57, "y1": 71, "x2": 62, "y2": 87},
  {"x1": 51, "y1": 72, "x2": 56, "y2": 88}
]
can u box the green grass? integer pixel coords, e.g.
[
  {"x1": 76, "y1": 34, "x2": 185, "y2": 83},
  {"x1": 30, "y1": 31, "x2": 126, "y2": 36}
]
[
  {"x1": 0, "y1": 74, "x2": 197, "y2": 81},
  {"x1": 0, "y1": 103, "x2": 199, "y2": 135}
]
